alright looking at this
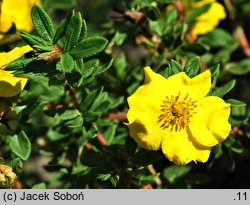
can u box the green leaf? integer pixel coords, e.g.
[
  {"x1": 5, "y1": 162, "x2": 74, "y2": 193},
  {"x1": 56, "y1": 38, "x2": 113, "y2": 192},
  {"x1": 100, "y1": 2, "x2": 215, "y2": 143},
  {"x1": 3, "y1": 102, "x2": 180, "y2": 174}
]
[
  {"x1": 61, "y1": 12, "x2": 83, "y2": 51},
  {"x1": 80, "y1": 19, "x2": 87, "y2": 39},
  {"x1": 47, "y1": 128, "x2": 67, "y2": 141},
  {"x1": 9, "y1": 131, "x2": 31, "y2": 160},
  {"x1": 110, "y1": 175, "x2": 120, "y2": 187},
  {"x1": 60, "y1": 53, "x2": 75, "y2": 73},
  {"x1": 93, "y1": 59, "x2": 113, "y2": 76},
  {"x1": 97, "y1": 174, "x2": 112, "y2": 181},
  {"x1": 208, "y1": 64, "x2": 220, "y2": 82},
  {"x1": 166, "y1": 8, "x2": 178, "y2": 25},
  {"x1": 226, "y1": 99, "x2": 246, "y2": 107},
  {"x1": 89, "y1": 92, "x2": 110, "y2": 113},
  {"x1": 164, "y1": 60, "x2": 183, "y2": 78},
  {"x1": 53, "y1": 11, "x2": 74, "y2": 44},
  {"x1": 180, "y1": 44, "x2": 207, "y2": 56},
  {"x1": 58, "y1": 108, "x2": 81, "y2": 120},
  {"x1": 209, "y1": 80, "x2": 236, "y2": 97},
  {"x1": 184, "y1": 56, "x2": 201, "y2": 77},
  {"x1": 80, "y1": 88, "x2": 103, "y2": 112},
  {"x1": 163, "y1": 165, "x2": 192, "y2": 184},
  {"x1": 224, "y1": 59, "x2": 250, "y2": 75},
  {"x1": 65, "y1": 116, "x2": 83, "y2": 128},
  {"x1": 223, "y1": 136, "x2": 244, "y2": 154},
  {"x1": 32, "y1": 183, "x2": 47, "y2": 189},
  {"x1": 149, "y1": 8, "x2": 177, "y2": 36},
  {"x1": 144, "y1": 6, "x2": 160, "y2": 21},
  {"x1": 31, "y1": 5, "x2": 54, "y2": 42},
  {"x1": 114, "y1": 32, "x2": 127, "y2": 46},
  {"x1": 137, "y1": 173, "x2": 160, "y2": 183},
  {"x1": 6, "y1": 158, "x2": 23, "y2": 175},
  {"x1": 5, "y1": 56, "x2": 36, "y2": 71},
  {"x1": 114, "y1": 53, "x2": 127, "y2": 79},
  {"x1": 69, "y1": 37, "x2": 108, "y2": 58},
  {"x1": 20, "y1": 32, "x2": 51, "y2": 48},
  {"x1": 29, "y1": 102, "x2": 47, "y2": 118},
  {"x1": 199, "y1": 28, "x2": 236, "y2": 48}
]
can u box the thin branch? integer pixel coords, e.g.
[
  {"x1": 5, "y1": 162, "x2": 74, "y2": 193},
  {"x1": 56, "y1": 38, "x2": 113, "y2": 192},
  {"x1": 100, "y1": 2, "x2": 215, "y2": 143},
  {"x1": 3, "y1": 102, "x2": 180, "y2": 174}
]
[
  {"x1": 97, "y1": 131, "x2": 108, "y2": 147},
  {"x1": 65, "y1": 85, "x2": 81, "y2": 111},
  {"x1": 234, "y1": 26, "x2": 250, "y2": 57},
  {"x1": 223, "y1": 0, "x2": 250, "y2": 56},
  {"x1": 146, "y1": 164, "x2": 162, "y2": 186},
  {"x1": 105, "y1": 112, "x2": 127, "y2": 121}
]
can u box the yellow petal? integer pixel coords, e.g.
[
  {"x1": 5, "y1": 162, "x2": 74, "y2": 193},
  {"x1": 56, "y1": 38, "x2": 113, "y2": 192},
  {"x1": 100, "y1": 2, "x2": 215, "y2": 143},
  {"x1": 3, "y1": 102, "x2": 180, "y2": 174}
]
[
  {"x1": 0, "y1": 0, "x2": 42, "y2": 33},
  {"x1": 165, "y1": 69, "x2": 211, "y2": 100},
  {"x1": 0, "y1": 45, "x2": 32, "y2": 68},
  {"x1": 126, "y1": 119, "x2": 163, "y2": 151},
  {"x1": 161, "y1": 129, "x2": 211, "y2": 165},
  {"x1": 127, "y1": 67, "x2": 173, "y2": 150},
  {"x1": 0, "y1": 46, "x2": 31, "y2": 97},
  {"x1": 191, "y1": 1, "x2": 226, "y2": 37},
  {"x1": 127, "y1": 67, "x2": 212, "y2": 150},
  {"x1": 191, "y1": 0, "x2": 216, "y2": 8},
  {"x1": 127, "y1": 74, "x2": 164, "y2": 149},
  {"x1": 188, "y1": 96, "x2": 231, "y2": 147},
  {"x1": 143, "y1": 66, "x2": 211, "y2": 100},
  {"x1": 0, "y1": 70, "x2": 28, "y2": 97}
]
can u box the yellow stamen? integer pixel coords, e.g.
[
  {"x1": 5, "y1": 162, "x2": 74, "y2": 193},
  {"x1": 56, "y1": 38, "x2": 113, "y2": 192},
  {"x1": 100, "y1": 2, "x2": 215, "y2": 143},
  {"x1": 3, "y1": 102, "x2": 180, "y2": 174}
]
[{"x1": 158, "y1": 92, "x2": 197, "y2": 131}]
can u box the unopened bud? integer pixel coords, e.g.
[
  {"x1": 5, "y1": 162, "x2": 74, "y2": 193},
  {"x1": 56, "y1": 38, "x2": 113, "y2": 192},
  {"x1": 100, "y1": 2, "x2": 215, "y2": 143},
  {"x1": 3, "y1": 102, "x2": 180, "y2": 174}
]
[{"x1": 0, "y1": 164, "x2": 17, "y2": 188}]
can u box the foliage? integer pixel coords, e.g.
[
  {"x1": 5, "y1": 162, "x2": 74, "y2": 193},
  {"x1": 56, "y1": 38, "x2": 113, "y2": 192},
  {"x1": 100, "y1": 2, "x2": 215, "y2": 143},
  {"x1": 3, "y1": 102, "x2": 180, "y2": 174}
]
[{"x1": 0, "y1": 0, "x2": 250, "y2": 189}]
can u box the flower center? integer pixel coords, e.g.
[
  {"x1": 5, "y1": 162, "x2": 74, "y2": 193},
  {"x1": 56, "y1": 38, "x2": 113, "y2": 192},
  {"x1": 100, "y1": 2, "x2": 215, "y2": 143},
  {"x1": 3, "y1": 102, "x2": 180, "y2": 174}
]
[{"x1": 158, "y1": 92, "x2": 197, "y2": 131}]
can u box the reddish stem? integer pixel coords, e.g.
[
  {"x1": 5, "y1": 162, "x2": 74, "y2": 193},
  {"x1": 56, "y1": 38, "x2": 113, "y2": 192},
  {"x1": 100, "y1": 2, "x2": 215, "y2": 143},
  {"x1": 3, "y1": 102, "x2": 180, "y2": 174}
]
[
  {"x1": 106, "y1": 113, "x2": 127, "y2": 121},
  {"x1": 65, "y1": 85, "x2": 81, "y2": 111},
  {"x1": 97, "y1": 131, "x2": 108, "y2": 147}
]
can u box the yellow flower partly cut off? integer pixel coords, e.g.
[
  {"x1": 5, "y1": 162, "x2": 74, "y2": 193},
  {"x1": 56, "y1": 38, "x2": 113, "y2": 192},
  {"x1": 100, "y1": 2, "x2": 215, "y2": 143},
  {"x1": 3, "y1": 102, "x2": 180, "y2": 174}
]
[
  {"x1": 126, "y1": 67, "x2": 231, "y2": 165},
  {"x1": 0, "y1": 45, "x2": 32, "y2": 97},
  {"x1": 190, "y1": 0, "x2": 226, "y2": 38},
  {"x1": 0, "y1": 0, "x2": 42, "y2": 38}
]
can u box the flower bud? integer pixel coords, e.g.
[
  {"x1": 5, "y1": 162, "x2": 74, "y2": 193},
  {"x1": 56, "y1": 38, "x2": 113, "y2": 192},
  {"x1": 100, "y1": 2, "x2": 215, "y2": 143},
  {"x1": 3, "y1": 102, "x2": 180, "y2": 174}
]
[{"x1": 0, "y1": 164, "x2": 17, "y2": 188}]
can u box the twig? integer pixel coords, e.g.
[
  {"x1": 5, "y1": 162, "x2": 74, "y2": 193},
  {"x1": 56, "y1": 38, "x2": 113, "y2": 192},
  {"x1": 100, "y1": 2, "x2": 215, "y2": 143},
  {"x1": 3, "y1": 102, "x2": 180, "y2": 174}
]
[
  {"x1": 106, "y1": 112, "x2": 127, "y2": 121},
  {"x1": 146, "y1": 164, "x2": 162, "y2": 186},
  {"x1": 200, "y1": 56, "x2": 207, "y2": 72},
  {"x1": 97, "y1": 131, "x2": 108, "y2": 147},
  {"x1": 174, "y1": 0, "x2": 185, "y2": 23},
  {"x1": 65, "y1": 85, "x2": 81, "y2": 111},
  {"x1": 223, "y1": 0, "x2": 250, "y2": 56},
  {"x1": 223, "y1": 0, "x2": 235, "y2": 20},
  {"x1": 233, "y1": 26, "x2": 250, "y2": 57}
]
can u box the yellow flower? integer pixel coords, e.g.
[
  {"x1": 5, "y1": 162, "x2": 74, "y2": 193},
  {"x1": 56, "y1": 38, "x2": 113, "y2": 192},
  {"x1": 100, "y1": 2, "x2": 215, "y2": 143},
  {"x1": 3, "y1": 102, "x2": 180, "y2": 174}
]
[
  {"x1": 0, "y1": 0, "x2": 42, "y2": 39},
  {"x1": 126, "y1": 67, "x2": 231, "y2": 165},
  {"x1": 190, "y1": 0, "x2": 226, "y2": 38},
  {"x1": 0, "y1": 45, "x2": 32, "y2": 97}
]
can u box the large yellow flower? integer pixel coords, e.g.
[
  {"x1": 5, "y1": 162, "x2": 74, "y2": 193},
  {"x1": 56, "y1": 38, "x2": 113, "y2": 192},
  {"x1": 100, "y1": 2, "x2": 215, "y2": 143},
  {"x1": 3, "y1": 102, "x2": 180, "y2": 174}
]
[
  {"x1": 0, "y1": 46, "x2": 32, "y2": 97},
  {"x1": 0, "y1": 0, "x2": 42, "y2": 39},
  {"x1": 126, "y1": 67, "x2": 231, "y2": 165},
  {"x1": 190, "y1": 0, "x2": 226, "y2": 38}
]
